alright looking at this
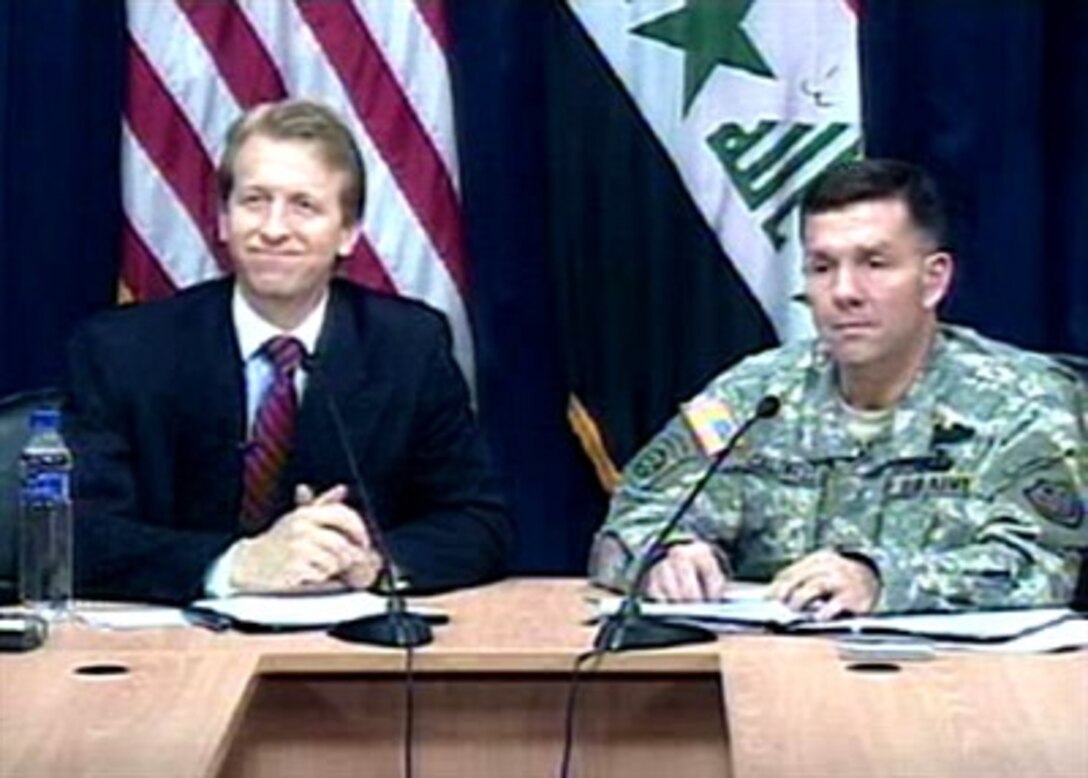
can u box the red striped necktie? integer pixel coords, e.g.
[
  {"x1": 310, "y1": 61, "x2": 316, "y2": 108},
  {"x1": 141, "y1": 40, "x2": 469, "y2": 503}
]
[{"x1": 240, "y1": 336, "x2": 305, "y2": 532}]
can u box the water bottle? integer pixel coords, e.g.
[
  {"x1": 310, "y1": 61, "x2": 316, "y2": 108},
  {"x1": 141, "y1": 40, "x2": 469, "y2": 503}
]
[{"x1": 19, "y1": 408, "x2": 73, "y2": 621}]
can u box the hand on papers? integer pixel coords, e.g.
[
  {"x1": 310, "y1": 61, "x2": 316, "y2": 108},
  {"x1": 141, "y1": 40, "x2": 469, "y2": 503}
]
[
  {"x1": 643, "y1": 544, "x2": 880, "y2": 621},
  {"x1": 230, "y1": 484, "x2": 382, "y2": 593},
  {"x1": 645, "y1": 541, "x2": 729, "y2": 601},
  {"x1": 768, "y1": 550, "x2": 880, "y2": 621}
]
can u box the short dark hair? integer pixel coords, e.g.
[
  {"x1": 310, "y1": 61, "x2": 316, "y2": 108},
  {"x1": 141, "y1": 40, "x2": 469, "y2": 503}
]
[
  {"x1": 217, "y1": 99, "x2": 365, "y2": 225},
  {"x1": 801, "y1": 158, "x2": 948, "y2": 250}
]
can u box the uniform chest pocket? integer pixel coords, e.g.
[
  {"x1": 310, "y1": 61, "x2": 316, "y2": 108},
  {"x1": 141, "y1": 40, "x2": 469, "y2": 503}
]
[
  {"x1": 728, "y1": 456, "x2": 823, "y2": 574},
  {"x1": 879, "y1": 472, "x2": 979, "y2": 549},
  {"x1": 730, "y1": 455, "x2": 823, "y2": 523}
]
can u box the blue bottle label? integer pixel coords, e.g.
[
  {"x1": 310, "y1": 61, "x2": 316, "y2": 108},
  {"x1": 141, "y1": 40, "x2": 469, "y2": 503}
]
[{"x1": 21, "y1": 471, "x2": 70, "y2": 505}]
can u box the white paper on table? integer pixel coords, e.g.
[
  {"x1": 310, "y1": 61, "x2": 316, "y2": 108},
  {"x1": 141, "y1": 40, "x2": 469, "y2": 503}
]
[
  {"x1": 592, "y1": 590, "x2": 1084, "y2": 651},
  {"x1": 795, "y1": 607, "x2": 1078, "y2": 642},
  {"x1": 592, "y1": 584, "x2": 803, "y2": 628},
  {"x1": 78, "y1": 606, "x2": 191, "y2": 631},
  {"x1": 191, "y1": 590, "x2": 443, "y2": 630},
  {"x1": 932, "y1": 615, "x2": 1088, "y2": 653}
]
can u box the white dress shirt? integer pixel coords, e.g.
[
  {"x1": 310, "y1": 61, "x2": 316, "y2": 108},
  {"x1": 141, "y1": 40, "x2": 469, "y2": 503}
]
[{"x1": 205, "y1": 285, "x2": 331, "y2": 596}]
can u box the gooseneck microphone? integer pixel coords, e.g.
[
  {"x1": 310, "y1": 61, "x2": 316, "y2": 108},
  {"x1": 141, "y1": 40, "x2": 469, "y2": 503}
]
[
  {"x1": 593, "y1": 395, "x2": 781, "y2": 652},
  {"x1": 302, "y1": 353, "x2": 433, "y2": 648}
]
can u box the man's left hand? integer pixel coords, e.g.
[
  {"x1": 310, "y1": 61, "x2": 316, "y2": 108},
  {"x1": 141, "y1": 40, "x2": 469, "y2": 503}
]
[
  {"x1": 768, "y1": 550, "x2": 880, "y2": 620},
  {"x1": 294, "y1": 484, "x2": 383, "y2": 590}
]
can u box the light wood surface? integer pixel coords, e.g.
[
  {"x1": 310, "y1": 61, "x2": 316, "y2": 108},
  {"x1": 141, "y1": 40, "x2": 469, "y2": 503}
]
[
  {"x1": 220, "y1": 673, "x2": 730, "y2": 777},
  {"x1": 720, "y1": 637, "x2": 1088, "y2": 778},
  {"x1": 0, "y1": 650, "x2": 258, "y2": 778},
  {"x1": 1, "y1": 578, "x2": 1085, "y2": 777}
]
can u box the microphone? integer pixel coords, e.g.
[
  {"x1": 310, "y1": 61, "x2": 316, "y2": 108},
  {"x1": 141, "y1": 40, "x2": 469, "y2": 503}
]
[
  {"x1": 593, "y1": 395, "x2": 781, "y2": 652},
  {"x1": 301, "y1": 352, "x2": 433, "y2": 648}
]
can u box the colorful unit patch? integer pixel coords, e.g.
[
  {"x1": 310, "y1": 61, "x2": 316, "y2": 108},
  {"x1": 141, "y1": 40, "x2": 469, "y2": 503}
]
[{"x1": 681, "y1": 395, "x2": 737, "y2": 457}]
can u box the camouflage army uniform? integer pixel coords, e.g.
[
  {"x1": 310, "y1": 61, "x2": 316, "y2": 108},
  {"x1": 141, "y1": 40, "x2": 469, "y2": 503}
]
[{"x1": 590, "y1": 325, "x2": 1088, "y2": 612}]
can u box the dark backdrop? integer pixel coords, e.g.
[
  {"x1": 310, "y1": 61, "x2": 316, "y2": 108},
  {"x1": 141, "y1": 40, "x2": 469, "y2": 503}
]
[{"x1": 2, "y1": 1, "x2": 1085, "y2": 573}]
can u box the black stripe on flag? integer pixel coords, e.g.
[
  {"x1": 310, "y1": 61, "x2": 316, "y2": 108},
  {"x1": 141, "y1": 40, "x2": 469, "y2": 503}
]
[{"x1": 545, "y1": 3, "x2": 778, "y2": 485}]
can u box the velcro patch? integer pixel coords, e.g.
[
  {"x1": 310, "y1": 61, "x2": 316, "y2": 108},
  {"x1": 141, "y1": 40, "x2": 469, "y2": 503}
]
[
  {"x1": 681, "y1": 395, "x2": 737, "y2": 457},
  {"x1": 628, "y1": 426, "x2": 692, "y2": 484},
  {"x1": 1023, "y1": 479, "x2": 1085, "y2": 528}
]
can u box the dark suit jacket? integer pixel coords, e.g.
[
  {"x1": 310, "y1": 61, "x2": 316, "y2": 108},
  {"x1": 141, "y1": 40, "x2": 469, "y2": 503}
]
[{"x1": 65, "y1": 278, "x2": 511, "y2": 603}]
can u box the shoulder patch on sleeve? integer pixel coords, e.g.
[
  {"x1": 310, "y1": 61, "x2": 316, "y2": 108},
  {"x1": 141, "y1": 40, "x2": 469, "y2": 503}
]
[
  {"x1": 628, "y1": 425, "x2": 693, "y2": 484},
  {"x1": 681, "y1": 395, "x2": 737, "y2": 457},
  {"x1": 1023, "y1": 479, "x2": 1085, "y2": 529}
]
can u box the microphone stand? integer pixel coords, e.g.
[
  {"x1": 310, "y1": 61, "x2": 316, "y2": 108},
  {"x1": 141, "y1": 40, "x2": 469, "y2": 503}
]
[
  {"x1": 594, "y1": 396, "x2": 780, "y2": 653},
  {"x1": 329, "y1": 562, "x2": 433, "y2": 648},
  {"x1": 305, "y1": 353, "x2": 433, "y2": 648}
]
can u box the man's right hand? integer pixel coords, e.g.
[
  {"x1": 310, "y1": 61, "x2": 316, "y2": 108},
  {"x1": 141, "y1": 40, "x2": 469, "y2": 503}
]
[
  {"x1": 644, "y1": 540, "x2": 729, "y2": 602},
  {"x1": 230, "y1": 484, "x2": 373, "y2": 593}
]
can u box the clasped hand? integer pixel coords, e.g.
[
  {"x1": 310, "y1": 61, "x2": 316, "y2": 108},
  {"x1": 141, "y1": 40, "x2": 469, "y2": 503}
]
[
  {"x1": 230, "y1": 484, "x2": 383, "y2": 593},
  {"x1": 645, "y1": 541, "x2": 880, "y2": 620}
]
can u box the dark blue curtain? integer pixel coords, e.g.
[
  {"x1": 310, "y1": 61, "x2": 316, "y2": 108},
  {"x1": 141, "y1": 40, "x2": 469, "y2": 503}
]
[
  {"x1": 0, "y1": 0, "x2": 124, "y2": 397},
  {"x1": 449, "y1": 3, "x2": 606, "y2": 573},
  {"x1": 1, "y1": 1, "x2": 1085, "y2": 573},
  {"x1": 861, "y1": 1, "x2": 1088, "y2": 353}
]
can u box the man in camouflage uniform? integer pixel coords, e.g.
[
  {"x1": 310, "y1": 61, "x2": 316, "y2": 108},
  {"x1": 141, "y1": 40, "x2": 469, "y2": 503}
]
[{"x1": 589, "y1": 159, "x2": 1087, "y2": 617}]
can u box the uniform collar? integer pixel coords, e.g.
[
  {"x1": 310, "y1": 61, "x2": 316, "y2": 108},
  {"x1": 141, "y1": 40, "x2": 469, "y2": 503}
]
[{"x1": 801, "y1": 331, "x2": 949, "y2": 463}]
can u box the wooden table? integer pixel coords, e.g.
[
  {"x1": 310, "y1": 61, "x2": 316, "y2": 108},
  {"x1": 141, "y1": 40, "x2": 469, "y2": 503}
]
[{"x1": 1, "y1": 579, "x2": 1085, "y2": 777}]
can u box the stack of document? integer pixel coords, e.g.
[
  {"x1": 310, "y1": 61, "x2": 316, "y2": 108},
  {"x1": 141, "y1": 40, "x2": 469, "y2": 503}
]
[
  {"x1": 594, "y1": 586, "x2": 799, "y2": 628},
  {"x1": 592, "y1": 587, "x2": 1088, "y2": 653}
]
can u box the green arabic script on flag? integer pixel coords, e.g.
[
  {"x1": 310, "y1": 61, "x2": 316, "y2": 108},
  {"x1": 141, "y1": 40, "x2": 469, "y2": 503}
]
[
  {"x1": 570, "y1": 0, "x2": 862, "y2": 339},
  {"x1": 551, "y1": 0, "x2": 862, "y2": 491}
]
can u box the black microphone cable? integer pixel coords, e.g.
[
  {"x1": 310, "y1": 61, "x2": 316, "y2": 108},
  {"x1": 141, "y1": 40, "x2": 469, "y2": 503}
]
[
  {"x1": 303, "y1": 352, "x2": 424, "y2": 778},
  {"x1": 557, "y1": 395, "x2": 780, "y2": 777},
  {"x1": 404, "y1": 633, "x2": 417, "y2": 778},
  {"x1": 301, "y1": 352, "x2": 404, "y2": 592},
  {"x1": 594, "y1": 394, "x2": 781, "y2": 653},
  {"x1": 558, "y1": 648, "x2": 605, "y2": 778}
]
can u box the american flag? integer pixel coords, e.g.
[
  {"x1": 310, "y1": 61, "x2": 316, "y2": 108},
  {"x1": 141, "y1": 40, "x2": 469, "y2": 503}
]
[{"x1": 121, "y1": 0, "x2": 474, "y2": 381}]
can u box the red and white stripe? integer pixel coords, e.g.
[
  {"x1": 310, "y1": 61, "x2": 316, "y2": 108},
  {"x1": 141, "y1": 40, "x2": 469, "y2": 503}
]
[{"x1": 121, "y1": 0, "x2": 475, "y2": 383}]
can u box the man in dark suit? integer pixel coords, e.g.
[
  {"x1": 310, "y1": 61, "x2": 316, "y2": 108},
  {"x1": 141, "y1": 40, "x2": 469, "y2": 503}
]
[{"x1": 65, "y1": 100, "x2": 511, "y2": 604}]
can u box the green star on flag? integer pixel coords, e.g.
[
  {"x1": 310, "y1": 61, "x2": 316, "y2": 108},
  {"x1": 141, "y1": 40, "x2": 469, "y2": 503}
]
[
  {"x1": 558, "y1": 0, "x2": 861, "y2": 487},
  {"x1": 633, "y1": 0, "x2": 775, "y2": 114}
]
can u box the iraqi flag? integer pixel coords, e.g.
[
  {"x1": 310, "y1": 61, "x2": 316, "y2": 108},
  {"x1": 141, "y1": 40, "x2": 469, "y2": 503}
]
[{"x1": 550, "y1": 0, "x2": 861, "y2": 490}]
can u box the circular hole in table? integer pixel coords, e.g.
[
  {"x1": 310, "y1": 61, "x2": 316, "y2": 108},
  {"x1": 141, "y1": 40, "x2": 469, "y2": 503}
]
[
  {"x1": 844, "y1": 662, "x2": 902, "y2": 674},
  {"x1": 73, "y1": 663, "x2": 130, "y2": 677}
]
